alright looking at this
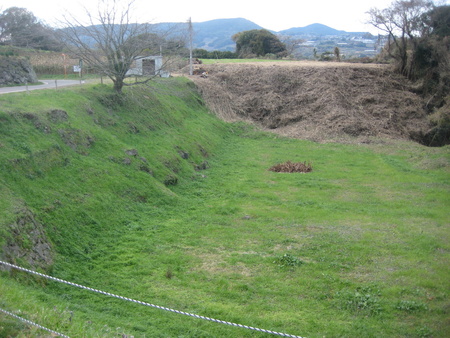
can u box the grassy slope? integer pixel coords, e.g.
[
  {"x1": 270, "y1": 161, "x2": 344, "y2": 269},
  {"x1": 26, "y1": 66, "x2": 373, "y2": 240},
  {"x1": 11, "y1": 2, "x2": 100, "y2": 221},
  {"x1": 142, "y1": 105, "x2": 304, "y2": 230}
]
[{"x1": 0, "y1": 80, "x2": 449, "y2": 337}]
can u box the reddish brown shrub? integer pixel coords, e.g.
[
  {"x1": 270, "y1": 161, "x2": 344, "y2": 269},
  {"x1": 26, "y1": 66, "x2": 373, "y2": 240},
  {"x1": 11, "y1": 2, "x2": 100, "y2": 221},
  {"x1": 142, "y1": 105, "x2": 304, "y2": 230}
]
[{"x1": 269, "y1": 161, "x2": 312, "y2": 173}]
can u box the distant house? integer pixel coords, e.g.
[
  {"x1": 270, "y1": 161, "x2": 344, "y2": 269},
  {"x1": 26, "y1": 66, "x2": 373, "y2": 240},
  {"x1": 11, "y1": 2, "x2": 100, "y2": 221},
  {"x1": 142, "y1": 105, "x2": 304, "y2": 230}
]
[{"x1": 127, "y1": 56, "x2": 170, "y2": 77}]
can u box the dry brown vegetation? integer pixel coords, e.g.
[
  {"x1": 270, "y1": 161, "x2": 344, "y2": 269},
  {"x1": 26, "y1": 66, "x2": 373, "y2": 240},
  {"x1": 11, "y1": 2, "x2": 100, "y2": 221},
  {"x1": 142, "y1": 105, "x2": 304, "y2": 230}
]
[
  {"x1": 269, "y1": 160, "x2": 313, "y2": 173},
  {"x1": 25, "y1": 51, "x2": 80, "y2": 75},
  {"x1": 192, "y1": 61, "x2": 431, "y2": 144}
]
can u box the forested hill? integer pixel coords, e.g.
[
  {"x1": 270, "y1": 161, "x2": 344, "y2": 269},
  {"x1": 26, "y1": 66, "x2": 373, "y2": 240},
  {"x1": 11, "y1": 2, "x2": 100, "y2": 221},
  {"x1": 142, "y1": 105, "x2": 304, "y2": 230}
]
[
  {"x1": 192, "y1": 18, "x2": 264, "y2": 51},
  {"x1": 278, "y1": 22, "x2": 366, "y2": 36}
]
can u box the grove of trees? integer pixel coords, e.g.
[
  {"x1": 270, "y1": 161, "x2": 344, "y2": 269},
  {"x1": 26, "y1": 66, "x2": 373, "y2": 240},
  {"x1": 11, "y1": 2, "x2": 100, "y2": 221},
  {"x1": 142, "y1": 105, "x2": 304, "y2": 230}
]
[
  {"x1": 368, "y1": 1, "x2": 449, "y2": 120},
  {"x1": 232, "y1": 29, "x2": 287, "y2": 58},
  {"x1": 368, "y1": 0, "x2": 449, "y2": 145},
  {"x1": 0, "y1": 7, "x2": 62, "y2": 51},
  {"x1": 367, "y1": 0, "x2": 446, "y2": 78}
]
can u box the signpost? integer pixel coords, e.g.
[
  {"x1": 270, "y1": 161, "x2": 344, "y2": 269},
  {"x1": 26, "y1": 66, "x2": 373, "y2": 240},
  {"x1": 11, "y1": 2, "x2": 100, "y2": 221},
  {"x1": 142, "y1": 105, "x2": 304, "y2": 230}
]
[{"x1": 73, "y1": 59, "x2": 83, "y2": 79}]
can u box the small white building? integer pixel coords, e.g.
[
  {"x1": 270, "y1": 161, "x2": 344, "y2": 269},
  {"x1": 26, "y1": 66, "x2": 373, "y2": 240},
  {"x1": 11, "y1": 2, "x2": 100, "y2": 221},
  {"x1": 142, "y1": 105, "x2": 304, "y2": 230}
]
[{"x1": 127, "y1": 56, "x2": 170, "y2": 77}]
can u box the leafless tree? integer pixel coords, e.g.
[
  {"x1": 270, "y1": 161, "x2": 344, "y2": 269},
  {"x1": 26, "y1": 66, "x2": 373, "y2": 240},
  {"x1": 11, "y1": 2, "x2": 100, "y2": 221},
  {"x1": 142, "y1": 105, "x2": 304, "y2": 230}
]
[
  {"x1": 280, "y1": 36, "x2": 305, "y2": 58},
  {"x1": 367, "y1": 0, "x2": 435, "y2": 75},
  {"x1": 58, "y1": 0, "x2": 186, "y2": 93}
]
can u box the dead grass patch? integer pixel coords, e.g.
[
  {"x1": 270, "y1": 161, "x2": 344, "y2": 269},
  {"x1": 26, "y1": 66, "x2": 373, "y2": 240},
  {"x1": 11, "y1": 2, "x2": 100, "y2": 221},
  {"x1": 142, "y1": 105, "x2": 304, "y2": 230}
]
[
  {"x1": 193, "y1": 252, "x2": 254, "y2": 277},
  {"x1": 192, "y1": 62, "x2": 430, "y2": 143}
]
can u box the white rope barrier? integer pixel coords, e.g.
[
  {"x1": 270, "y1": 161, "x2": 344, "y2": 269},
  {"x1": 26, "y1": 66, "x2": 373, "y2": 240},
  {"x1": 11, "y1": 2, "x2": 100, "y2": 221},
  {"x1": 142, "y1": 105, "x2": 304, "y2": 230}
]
[
  {"x1": 0, "y1": 307, "x2": 70, "y2": 338},
  {"x1": 0, "y1": 260, "x2": 305, "y2": 337}
]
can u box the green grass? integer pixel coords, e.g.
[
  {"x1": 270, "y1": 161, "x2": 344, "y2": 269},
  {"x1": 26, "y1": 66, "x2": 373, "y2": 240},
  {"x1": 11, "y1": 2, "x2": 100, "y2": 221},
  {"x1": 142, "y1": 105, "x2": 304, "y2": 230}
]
[{"x1": 0, "y1": 81, "x2": 449, "y2": 337}]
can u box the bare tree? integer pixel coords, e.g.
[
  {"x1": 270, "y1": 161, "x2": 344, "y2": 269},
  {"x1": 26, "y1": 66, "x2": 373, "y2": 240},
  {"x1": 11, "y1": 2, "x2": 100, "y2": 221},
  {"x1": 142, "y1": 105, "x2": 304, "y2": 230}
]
[
  {"x1": 280, "y1": 36, "x2": 305, "y2": 58},
  {"x1": 59, "y1": 0, "x2": 186, "y2": 93},
  {"x1": 367, "y1": 0, "x2": 435, "y2": 75}
]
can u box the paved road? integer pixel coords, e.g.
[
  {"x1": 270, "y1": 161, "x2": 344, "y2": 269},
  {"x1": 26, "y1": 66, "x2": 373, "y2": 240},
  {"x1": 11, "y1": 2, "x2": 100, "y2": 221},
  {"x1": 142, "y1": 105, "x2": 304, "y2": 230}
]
[{"x1": 0, "y1": 80, "x2": 85, "y2": 95}]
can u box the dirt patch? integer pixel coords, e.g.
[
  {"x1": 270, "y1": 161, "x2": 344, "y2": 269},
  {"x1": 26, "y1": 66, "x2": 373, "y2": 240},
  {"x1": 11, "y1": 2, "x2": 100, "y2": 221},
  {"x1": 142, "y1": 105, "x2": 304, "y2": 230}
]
[
  {"x1": 192, "y1": 61, "x2": 431, "y2": 143},
  {"x1": 1, "y1": 207, "x2": 53, "y2": 272},
  {"x1": 47, "y1": 109, "x2": 69, "y2": 123},
  {"x1": 58, "y1": 128, "x2": 95, "y2": 154}
]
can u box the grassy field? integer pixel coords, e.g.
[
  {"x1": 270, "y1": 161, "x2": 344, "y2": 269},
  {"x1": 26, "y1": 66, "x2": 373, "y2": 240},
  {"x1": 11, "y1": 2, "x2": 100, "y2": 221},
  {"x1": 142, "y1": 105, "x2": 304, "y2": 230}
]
[{"x1": 0, "y1": 79, "x2": 449, "y2": 337}]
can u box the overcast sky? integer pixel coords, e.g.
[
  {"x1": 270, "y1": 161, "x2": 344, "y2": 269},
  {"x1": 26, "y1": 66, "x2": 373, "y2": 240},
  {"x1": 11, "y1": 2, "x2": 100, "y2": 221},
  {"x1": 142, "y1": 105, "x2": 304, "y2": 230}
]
[{"x1": 1, "y1": 0, "x2": 449, "y2": 33}]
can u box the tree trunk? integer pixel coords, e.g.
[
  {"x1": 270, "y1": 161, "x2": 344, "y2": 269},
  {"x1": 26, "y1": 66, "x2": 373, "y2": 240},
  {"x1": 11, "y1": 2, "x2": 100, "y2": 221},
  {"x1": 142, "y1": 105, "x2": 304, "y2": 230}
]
[
  {"x1": 399, "y1": 36, "x2": 409, "y2": 77},
  {"x1": 113, "y1": 77, "x2": 124, "y2": 93}
]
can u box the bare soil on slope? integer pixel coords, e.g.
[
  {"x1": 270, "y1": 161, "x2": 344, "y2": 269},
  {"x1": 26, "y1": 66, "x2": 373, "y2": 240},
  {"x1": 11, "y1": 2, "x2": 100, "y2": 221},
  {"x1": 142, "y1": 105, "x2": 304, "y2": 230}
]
[{"x1": 191, "y1": 61, "x2": 431, "y2": 143}]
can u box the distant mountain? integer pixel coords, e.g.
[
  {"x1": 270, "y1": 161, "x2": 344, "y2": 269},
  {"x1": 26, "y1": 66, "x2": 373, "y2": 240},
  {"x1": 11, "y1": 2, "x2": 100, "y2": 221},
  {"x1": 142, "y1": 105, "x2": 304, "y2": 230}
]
[
  {"x1": 192, "y1": 18, "x2": 263, "y2": 51},
  {"x1": 279, "y1": 23, "x2": 347, "y2": 36},
  {"x1": 279, "y1": 23, "x2": 368, "y2": 37},
  {"x1": 188, "y1": 19, "x2": 370, "y2": 51}
]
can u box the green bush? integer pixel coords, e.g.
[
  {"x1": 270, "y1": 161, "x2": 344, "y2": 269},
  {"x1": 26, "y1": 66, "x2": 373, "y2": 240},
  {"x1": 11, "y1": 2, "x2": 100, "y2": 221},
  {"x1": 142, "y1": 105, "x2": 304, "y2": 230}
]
[
  {"x1": 335, "y1": 286, "x2": 383, "y2": 316},
  {"x1": 274, "y1": 253, "x2": 303, "y2": 268},
  {"x1": 396, "y1": 300, "x2": 428, "y2": 312}
]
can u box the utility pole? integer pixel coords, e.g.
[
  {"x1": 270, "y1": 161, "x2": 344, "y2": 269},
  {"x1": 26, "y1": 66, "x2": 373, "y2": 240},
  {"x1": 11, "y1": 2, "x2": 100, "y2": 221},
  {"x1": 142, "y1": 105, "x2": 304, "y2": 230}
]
[{"x1": 188, "y1": 17, "x2": 193, "y2": 76}]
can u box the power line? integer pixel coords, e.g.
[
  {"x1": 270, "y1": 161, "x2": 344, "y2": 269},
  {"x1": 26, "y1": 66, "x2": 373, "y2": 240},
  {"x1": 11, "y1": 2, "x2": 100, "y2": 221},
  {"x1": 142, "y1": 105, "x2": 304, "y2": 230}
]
[{"x1": 0, "y1": 260, "x2": 305, "y2": 338}]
